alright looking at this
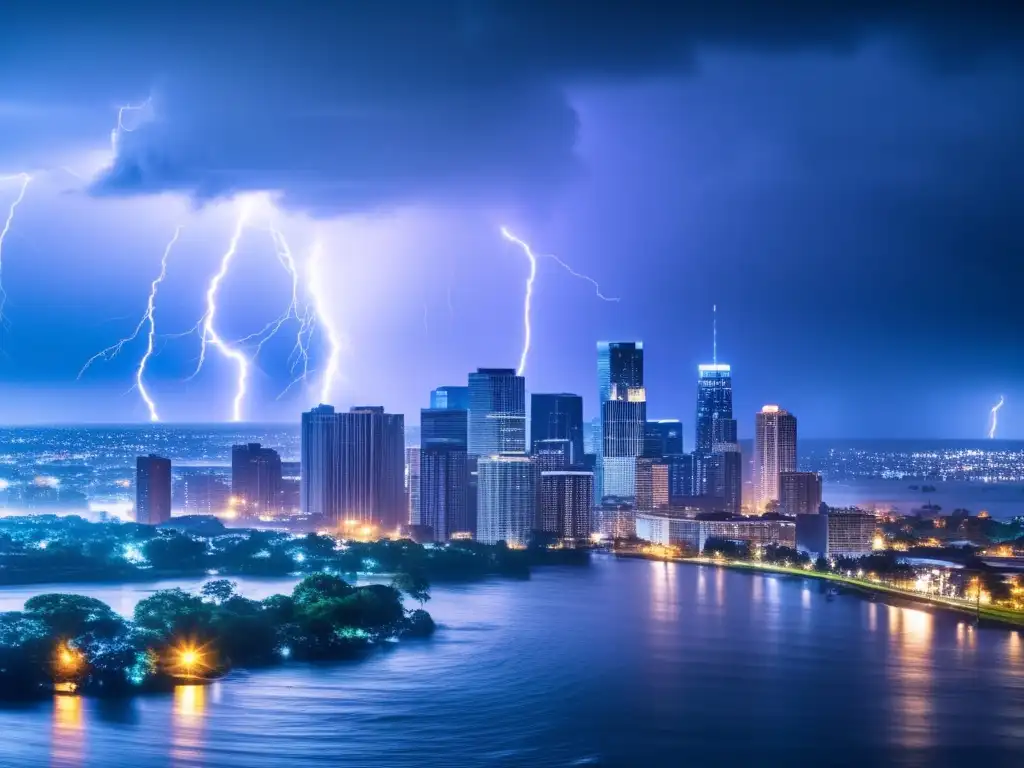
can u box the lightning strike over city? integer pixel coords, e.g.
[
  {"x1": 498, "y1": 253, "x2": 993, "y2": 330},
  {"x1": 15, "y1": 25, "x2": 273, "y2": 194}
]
[
  {"x1": 0, "y1": 173, "x2": 32, "y2": 324},
  {"x1": 78, "y1": 226, "x2": 184, "y2": 422},
  {"x1": 110, "y1": 98, "x2": 151, "y2": 153},
  {"x1": 192, "y1": 205, "x2": 253, "y2": 422},
  {"x1": 307, "y1": 241, "x2": 340, "y2": 404},
  {"x1": 988, "y1": 395, "x2": 1005, "y2": 439}
]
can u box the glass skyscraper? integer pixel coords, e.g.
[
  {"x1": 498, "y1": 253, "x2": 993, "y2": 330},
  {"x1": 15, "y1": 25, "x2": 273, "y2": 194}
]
[
  {"x1": 695, "y1": 364, "x2": 735, "y2": 452},
  {"x1": 136, "y1": 454, "x2": 171, "y2": 525},
  {"x1": 754, "y1": 405, "x2": 798, "y2": 512},
  {"x1": 643, "y1": 419, "x2": 684, "y2": 458},
  {"x1": 430, "y1": 386, "x2": 469, "y2": 411},
  {"x1": 231, "y1": 443, "x2": 282, "y2": 518},
  {"x1": 530, "y1": 393, "x2": 584, "y2": 465},
  {"x1": 467, "y1": 368, "x2": 526, "y2": 457},
  {"x1": 597, "y1": 342, "x2": 645, "y2": 501}
]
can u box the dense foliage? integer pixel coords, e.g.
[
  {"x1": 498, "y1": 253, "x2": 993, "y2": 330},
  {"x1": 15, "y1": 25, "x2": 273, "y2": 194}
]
[
  {"x1": 0, "y1": 573, "x2": 433, "y2": 700},
  {"x1": 0, "y1": 515, "x2": 587, "y2": 586}
]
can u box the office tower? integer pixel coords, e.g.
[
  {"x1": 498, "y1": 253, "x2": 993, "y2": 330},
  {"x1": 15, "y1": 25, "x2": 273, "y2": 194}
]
[
  {"x1": 421, "y1": 407, "x2": 468, "y2": 449},
  {"x1": 779, "y1": 471, "x2": 823, "y2": 515},
  {"x1": 796, "y1": 508, "x2": 876, "y2": 558},
  {"x1": 530, "y1": 393, "x2": 584, "y2": 465},
  {"x1": 601, "y1": 387, "x2": 646, "y2": 499},
  {"x1": 533, "y1": 439, "x2": 572, "y2": 471},
  {"x1": 644, "y1": 419, "x2": 684, "y2": 458},
  {"x1": 539, "y1": 471, "x2": 594, "y2": 544},
  {"x1": 666, "y1": 453, "x2": 695, "y2": 503},
  {"x1": 430, "y1": 385, "x2": 469, "y2": 411},
  {"x1": 709, "y1": 443, "x2": 743, "y2": 516},
  {"x1": 477, "y1": 455, "x2": 537, "y2": 546},
  {"x1": 467, "y1": 368, "x2": 526, "y2": 456},
  {"x1": 300, "y1": 404, "x2": 405, "y2": 529},
  {"x1": 635, "y1": 458, "x2": 670, "y2": 511},
  {"x1": 597, "y1": 342, "x2": 644, "y2": 501},
  {"x1": 754, "y1": 405, "x2": 798, "y2": 513},
  {"x1": 231, "y1": 443, "x2": 282, "y2": 518},
  {"x1": 695, "y1": 365, "x2": 736, "y2": 452},
  {"x1": 419, "y1": 442, "x2": 469, "y2": 541},
  {"x1": 280, "y1": 462, "x2": 301, "y2": 514},
  {"x1": 136, "y1": 454, "x2": 171, "y2": 525},
  {"x1": 405, "y1": 447, "x2": 421, "y2": 525}
]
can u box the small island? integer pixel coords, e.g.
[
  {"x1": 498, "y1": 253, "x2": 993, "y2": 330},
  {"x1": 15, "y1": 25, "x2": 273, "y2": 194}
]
[{"x1": 0, "y1": 573, "x2": 435, "y2": 700}]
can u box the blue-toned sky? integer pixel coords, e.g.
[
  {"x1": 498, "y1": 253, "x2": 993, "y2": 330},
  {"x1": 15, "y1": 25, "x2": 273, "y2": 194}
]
[{"x1": 0, "y1": 2, "x2": 1022, "y2": 439}]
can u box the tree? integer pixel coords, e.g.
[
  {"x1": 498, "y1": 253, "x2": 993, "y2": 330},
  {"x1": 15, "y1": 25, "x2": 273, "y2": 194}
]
[
  {"x1": 23, "y1": 594, "x2": 119, "y2": 637},
  {"x1": 292, "y1": 573, "x2": 355, "y2": 605},
  {"x1": 143, "y1": 533, "x2": 208, "y2": 571},
  {"x1": 392, "y1": 570, "x2": 431, "y2": 604},
  {"x1": 201, "y1": 579, "x2": 237, "y2": 605},
  {"x1": 133, "y1": 588, "x2": 213, "y2": 638}
]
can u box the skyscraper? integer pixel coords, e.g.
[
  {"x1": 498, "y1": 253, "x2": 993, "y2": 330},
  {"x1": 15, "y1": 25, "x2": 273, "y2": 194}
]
[
  {"x1": 467, "y1": 368, "x2": 526, "y2": 456},
  {"x1": 405, "y1": 446, "x2": 421, "y2": 525},
  {"x1": 477, "y1": 455, "x2": 537, "y2": 546},
  {"x1": 419, "y1": 442, "x2": 469, "y2": 541},
  {"x1": 421, "y1": 407, "x2": 468, "y2": 449},
  {"x1": 708, "y1": 443, "x2": 743, "y2": 516},
  {"x1": 530, "y1": 393, "x2": 584, "y2": 465},
  {"x1": 602, "y1": 386, "x2": 646, "y2": 499},
  {"x1": 539, "y1": 471, "x2": 594, "y2": 544},
  {"x1": 643, "y1": 419, "x2": 684, "y2": 458},
  {"x1": 430, "y1": 386, "x2": 469, "y2": 411},
  {"x1": 533, "y1": 438, "x2": 572, "y2": 471},
  {"x1": 695, "y1": 364, "x2": 736, "y2": 452},
  {"x1": 136, "y1": 454, "x2": 171, "y2": 525},
  {"x1": 779, "y1": 471, "x2": 823, "y2": 515},
  {"x1": 635, "y1": 458, "x2": 670, "y2": 511},
  {"x1": 754, "y1": 405, "x2": 798, "y2": 512},
  {"x1": 419, "y1": 403, "x2": 470, "y2": 540},
  {"x1": 231, "y1": 443, "x2": 282, "y2": 518},
  {"x1": 300, "y1": 404, "x2": 406, "y2": 529},
  {"x1": 597, "y1": 342, "x2": 644, "y2": 502}
]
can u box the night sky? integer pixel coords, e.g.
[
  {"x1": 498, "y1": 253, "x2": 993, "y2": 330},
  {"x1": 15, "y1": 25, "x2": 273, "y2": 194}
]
[{"x1": 0, "y1": 2, "x2": 1021, "y2": 439}]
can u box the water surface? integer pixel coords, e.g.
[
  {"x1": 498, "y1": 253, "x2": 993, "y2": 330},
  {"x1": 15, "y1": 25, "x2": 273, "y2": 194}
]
[{"x1": 1, "y1": 557, "x2": 1022, "y2": 767}]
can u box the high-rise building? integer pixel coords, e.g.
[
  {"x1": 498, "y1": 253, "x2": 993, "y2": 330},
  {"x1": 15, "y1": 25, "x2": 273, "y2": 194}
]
[
  {"x1": 174, "y1": 471, "x2": 230, "y2": 516},
  {"x1": 136, "y1": 454, "x2": 171, "y2": 525},
  {"x1": 539, "y1": 471, "x2": 594, "y2": 544},
  {"x1": 477, "y1": 455, "x2": 537, "y2": 546},
  {"x1": 405, "y1": 447, "x2": 421, "y2": 525},
  {"x1": 421, "y1": 408, "x2": 468, "y2": 449},
  {"x1": 779, "y1": 471, "x2": 823, "y2": 515},
  {"x1": 419, "y1": 442, "x2": 469, "y2": 541},
  {"x1": 754, "y1": 405, "x2": 798, "y2": 512},
  {"x1": 666, "y1": 453, "x2": 695, "y2": 503},
  {"x1": 231, "y1": 443, "x2": 282, "y2": 518},
  {"x1": 644, "y1": 419, "x2": 684, "y2": 458},
  {"x1": 533, "y1": 439, "x2": 572, "y2": 471},
  {"x1": 300, "y1": 404, "x2": 405, "y2": 529},
  {"x1": 695, "y1": 364, "x2": 735, "y2": 453},
  {"x1": 467, "y1": 368, "x2": 526, "y2": 456},
  {"x1": 280, "y1": 462, "x2": 301, "y2": 514},
  {"x1": 601, "y1": 387, "x2": 646, "y2": 499},
  {"x1": 708, "y1": 443, "x2": 743, "y2": 516},
  {"x1": 597, "y1": 342, "x2": 644, "y2": 501},
  {"x1": 530, "y1": 393, "x2": 584, "y2": 465},
  {"x1": 430, "y1": 386, "x2": 470, "y2": 411},
  {"x1": 635, "y1": 458, "x2": 670, "y2": 511},
  {"x1": 796, "y1": 508, "x2": 876, "y2": 558}
]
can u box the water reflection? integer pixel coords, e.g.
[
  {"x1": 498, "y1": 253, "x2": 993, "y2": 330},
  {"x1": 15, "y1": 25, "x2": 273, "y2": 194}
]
[
  {"x1": 52, "y1": 695, "x2": 83, "y2": 767},
  {"x1": 649, "y1": 561, "x2": 677, "y2": 622},
  {"x1": 172, "y1": 685, "x2": 207, "y2": 766},
  {"x1": 887, "y1": 607, "x2": 934, "y2": 749}
]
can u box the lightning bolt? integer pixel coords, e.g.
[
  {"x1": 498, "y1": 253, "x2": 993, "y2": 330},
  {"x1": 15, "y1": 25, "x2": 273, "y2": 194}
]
[
  {"x1": 78, "y1": 227, "x2": 183, "y2": 421},
  {"x1": 307, "y1": 242, "x2": 340, "y2": 403},
  {"x1": 988, "y1": 395, "x2": 1005, "y2": 440},
  {"x1": 191, "y1": 205, "x2": 252, "y2": 422},
  {"x1": 111, "y1": 98, "x2": 151, "y2": 153},
  {"x1": 0, "y1": 173, "x2": 32, "y2": 325},
  {"x1": 500, "y1": 226, "x2": 618, "y2": 376}
]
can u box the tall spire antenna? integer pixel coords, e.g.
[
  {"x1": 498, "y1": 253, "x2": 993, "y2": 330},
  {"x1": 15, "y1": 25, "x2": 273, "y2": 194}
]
[{"x1": 712, "y1": 304, "x2": 717, "y2": 365}]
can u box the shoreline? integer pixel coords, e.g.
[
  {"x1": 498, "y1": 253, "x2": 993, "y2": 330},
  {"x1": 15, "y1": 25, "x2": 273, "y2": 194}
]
[{"x1": 616, "y1": 551, "x2": 1024, "y2": 629}]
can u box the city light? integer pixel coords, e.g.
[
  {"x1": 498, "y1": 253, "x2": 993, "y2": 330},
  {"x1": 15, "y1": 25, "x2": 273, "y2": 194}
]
[{"x1": 170, "y1": 641, "x2": 210, "y2": 680}]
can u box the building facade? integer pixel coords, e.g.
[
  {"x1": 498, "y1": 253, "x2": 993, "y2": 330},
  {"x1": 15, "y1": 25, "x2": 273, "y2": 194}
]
[
  {"x1": 300, "y1": 404, "x2": 405, "y2": 529},
  {"x1": 796, "y1": 509, "x2": 876, "y2": 558},
  {"x1": 530, "y1": 393, "x2": 584, "y2": 465},
  {"x1": 538, "y1": 471, "x2": 594, "y2": 544},
  {"x1": 476, "y1": 455, "x2": 537, "y2": 546},
  {"x1": 418, "y1": 442, "x2": 469, "y2": 541},
  {"x1": 754, "y1": 405, "x2": 798, "y2": 512},
  {"x1": 597, "y1": 342, "x2": 644, "y2": 501},
  {"x1": 430, "y1": 386, "x2": 470, "y2": 411},
  {"x1": 644, "y1": 419, "x2": 684, "y2": 458},
  {"x1": 636, "y1": 512, "x2": 796, "y2": 553},
  {"x1": 467, "y1": 368, "x2": 526, "y2": 456},
  {"x1": 136, "y1": 454, "x2": 172, "y2": 525},
  {"x1": 779, "y1": 471, "x2": 823, "y2": 515},
  {"x1": 231, "y1": 443, "x2": 282, "y2": 518}
]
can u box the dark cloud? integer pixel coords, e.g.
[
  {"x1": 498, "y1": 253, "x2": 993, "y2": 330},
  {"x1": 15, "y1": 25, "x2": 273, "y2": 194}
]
[{"x1": 2, "y1": 1, "x2": 1021, "y2": 213}]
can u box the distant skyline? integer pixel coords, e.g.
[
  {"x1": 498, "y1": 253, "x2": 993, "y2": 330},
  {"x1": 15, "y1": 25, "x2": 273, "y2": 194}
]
[{"x1": 0, "y1": 4, "x2": 1021, "y2": 438}]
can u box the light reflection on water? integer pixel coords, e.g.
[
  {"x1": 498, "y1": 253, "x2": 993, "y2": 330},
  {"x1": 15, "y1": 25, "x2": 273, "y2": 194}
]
[{"x1": 1, "y1": 558, "x2": 1021, "y2": 767}]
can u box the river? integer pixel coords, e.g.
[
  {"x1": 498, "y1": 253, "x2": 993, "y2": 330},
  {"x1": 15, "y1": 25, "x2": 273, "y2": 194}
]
[{"x1": 1, "y1": 556, "x2": 1022, "y2": 767}]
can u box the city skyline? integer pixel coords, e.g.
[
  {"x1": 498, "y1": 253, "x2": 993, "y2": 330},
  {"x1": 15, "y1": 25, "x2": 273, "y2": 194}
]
[{"x1": 0, "y1": 5, "x2": 1021, "y2": 438}]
